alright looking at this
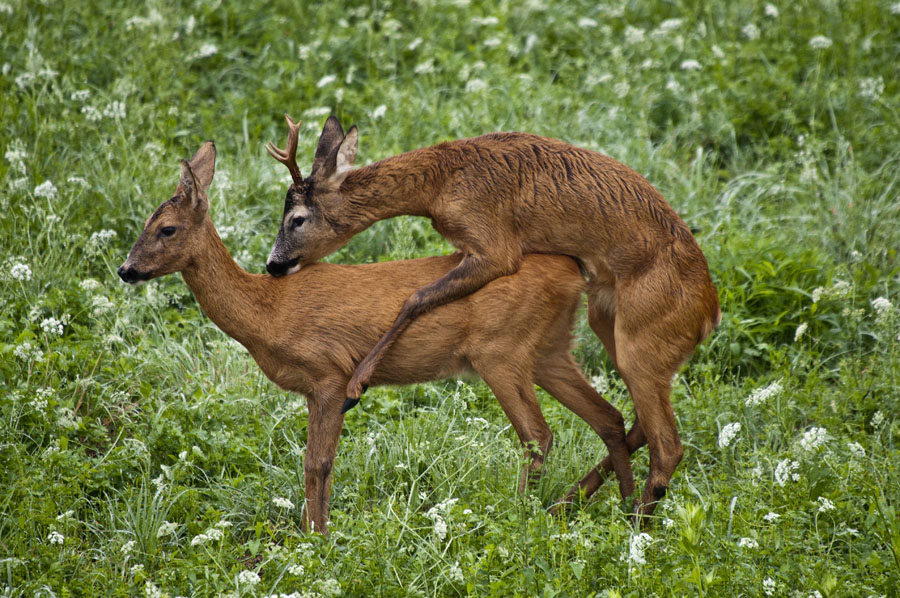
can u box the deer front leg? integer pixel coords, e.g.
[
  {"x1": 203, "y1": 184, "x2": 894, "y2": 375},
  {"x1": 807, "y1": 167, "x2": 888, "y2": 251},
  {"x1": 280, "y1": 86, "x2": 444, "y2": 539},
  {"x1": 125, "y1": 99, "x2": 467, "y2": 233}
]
[
  {"x1": 343, "y1": 252, "x2": 518, "y2": 411},
  {"x1": 302, "y1": 392, "x2": 346, "y2": 534}
]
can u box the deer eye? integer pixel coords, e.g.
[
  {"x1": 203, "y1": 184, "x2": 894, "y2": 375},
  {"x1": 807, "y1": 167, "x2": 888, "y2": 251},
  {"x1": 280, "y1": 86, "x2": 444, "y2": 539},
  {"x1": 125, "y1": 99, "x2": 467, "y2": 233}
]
[
  {"x1": 291, "y1": 216, "x2": 305, "y2": 229},
  {"x1": 160, "y1": 226, "x2": 177, "y2": 237}
]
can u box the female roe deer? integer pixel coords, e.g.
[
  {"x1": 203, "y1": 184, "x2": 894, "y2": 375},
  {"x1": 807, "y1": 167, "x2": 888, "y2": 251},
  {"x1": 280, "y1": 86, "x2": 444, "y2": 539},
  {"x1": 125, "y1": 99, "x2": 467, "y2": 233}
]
[
  {"x1": 118, "y1": 142, "x2": 634, "y2": 534},
  {"x1": 263, "y1": 116, "x2": 721, "y2": 520}
]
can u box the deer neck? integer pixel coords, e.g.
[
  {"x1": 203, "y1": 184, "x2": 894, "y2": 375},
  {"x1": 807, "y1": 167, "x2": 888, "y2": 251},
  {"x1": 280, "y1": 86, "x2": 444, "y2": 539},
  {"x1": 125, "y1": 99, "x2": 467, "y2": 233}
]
[
  {"x1": 180, "y1": 217, "x2": 272, "y2": 348},
  {"x1": 341, "y1": 149, "x2": 440, "y2": 222}
]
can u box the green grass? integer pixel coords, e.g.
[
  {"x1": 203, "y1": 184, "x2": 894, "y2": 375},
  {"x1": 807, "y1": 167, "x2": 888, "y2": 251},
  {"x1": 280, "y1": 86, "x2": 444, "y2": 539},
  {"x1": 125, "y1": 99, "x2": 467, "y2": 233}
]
[{"x1": 2, "y1": 0, "x2": 899, "y2": 596}]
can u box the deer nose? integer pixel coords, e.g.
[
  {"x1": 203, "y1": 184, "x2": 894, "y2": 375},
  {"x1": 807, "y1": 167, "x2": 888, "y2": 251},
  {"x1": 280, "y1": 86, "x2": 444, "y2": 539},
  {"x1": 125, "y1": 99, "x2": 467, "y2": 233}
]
[
  {"x1": 118, "y1": 265, "x2": 135, "y2": 283},
  {"x1": 266, "y1": 260, "x2": 287, "y2": 277}
]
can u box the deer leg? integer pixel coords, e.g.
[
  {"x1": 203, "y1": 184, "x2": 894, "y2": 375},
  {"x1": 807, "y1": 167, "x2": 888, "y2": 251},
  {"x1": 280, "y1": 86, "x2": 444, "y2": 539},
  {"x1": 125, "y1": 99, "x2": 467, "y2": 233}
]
[
  {"x1": 533, "y1": 354, "x2": 635, "y2": 504},
  {"x1": 615, "y1": 334, "x2": 685, "y2": 525},
  {"x1": 343, "y1": 253, "x2": 517, "y2": 411},
  {"x1": 479, "y1": 367, "x2": 553, "y2": 492},
  {"x1": 302, "y1": 390, "x2": 346, "y2": 535}
]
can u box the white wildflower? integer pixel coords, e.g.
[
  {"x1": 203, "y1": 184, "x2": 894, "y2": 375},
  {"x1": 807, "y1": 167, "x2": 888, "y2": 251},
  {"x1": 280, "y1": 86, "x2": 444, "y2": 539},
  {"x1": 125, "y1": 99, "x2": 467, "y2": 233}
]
[
  {"x1": 892, "y1": 2, "x2": 900, "y2": 14},
  {"x1": 14, "y1": 341, "x2": 44, "y2": 362},
  {"x1": 215, "y1": 519, "x2": 232, "y2": 529},
  {"x1": 465, "y1": 79, "x2": 487, "y2": 93},
  {"x1": 130, "y1": 564, "x2": 144, "y2": 575},
  {"x1": 871, "y1": 296, "x2": 893, "y2": 319},
  {"x1": 4, "y1": 143, "x2": 27, "y2": 173},
  {"x1": 92, "y1": 296, "x2": 115, "y2": 316},
  {"x1": 303, "y1": 106, "x2": 331, "y2": 119},
  {"x1": 273, "y1": 496, "x2": 295, "y2": 509},
  {"x1": 122, "y1": 540, "x2": 136, "y2": 554},
  {"x1": 662, "y1": 517, "x2": 675, "y2": 528},
  {"x1": 103, "y1": 101, "x2": 126, "y2": 120},
  {"x1": 591, "y1": 373, "x2": 608, "y2": 393},
  {"x1": 470, "y1": 16, "x2": 499, "y2": 26},
  {"x1": 184, "y1": 15, "x2": 196, "y2": 34},
  {"x1": 628, "y1": 532, "x2": 653, "y2": 565},
  {"x1": 763, "y1": 511, "x2": 780, "y2": 522},
  {"x1": 90, "y1": 229, "x2": 118, "y2": 246},
  {"x1": 448, "y1": 561, "x2": 464, "y2": 583},
  {"x1": 288, "y1": 563, "x2": 305, "y2": 576},
  {"x1": 811, "y1": 286, "x2": 825, "y2": 302},
  {"x1": 70, "y1": 89, "x2": 91, "y2": 101},
  {"x1": 144, "y1": 582, "x2": 161, "y2": 598},
  {"x1": 104, "y1": 334, "x2": 124, "y2": 347},
  {"x1": 48, "y1": 531, "x2": 64, "y2": 545},
  {"x1": 80, "y1": 278, "x2": 102, "y2": 291},
  {"x1": 34, "y1": 180, "x2": 58, "y2": 199},
  {"x1": 82, "y1": 105, "x2": 102, "y2": 122},
  {"x1": 237, "y1": 570, "x2": 260, "y2": 586},
  {"x1": 319, "y1": 578, "x2": 342, "y2": 597},
  {"x1": 680, "y1": 59, "x2": 701, "y2": 71},
  {"x1": 817, "y1": 497, "x2": 835, "y2": 513},
  {"x1": 799, "y1": 427, "x2": 827, "y2": 452},
  {"x1": 407, "y1": 37, "x2": 422, "y2": 51},
  {"x1": 624, "y1": 26, "x2": 645, "y2": 45},
  {"x1": 742, "y1": 23, "x2": 760, "y2": 40},
  {"x1": 737, "y1": 537, "x2": 759, "y2": 549},
  {"x1": 718, "y1": 422, "x2": 741, "y2": 448},
  {"x1": 432, "y1": 516, "x2": 447, "y2": 540},
  {"x1": 15, "y1": 72, "x2": 35, "y2": 89},
  {"x1": 764, "y1": 4, "x2": 779, "y2": 18},
  {"x1": 193, "y1": 43, "x2": 218, "y2": 59},
  {"x1": 871, "y1": 411, "x2": 884, "y2": 428},
  {"x1": 466, "y1": 416, "x2": 489, "y2": 429},
  {"x1": 655, "y1": 18, "x2": 684, "y2": 34},
  {"x1": 156, "y1": 521, "x2": 178, "y2": 538},
  {"x1": 578, "y1": 17, "x2": 597, "y2": 28},
  {"x1": 614, "y1": 80, "x2": 630, "y2": 98},
  {"x1": 745, "y1": 380, "x2": 783, "y2": 407},
  {"x1": 67, "y1": 176, "x2": 88, "y2": 188},
  {"x1": 774, "y1": 459, "x2": 799, "y2": 486},
  {"x1": 483, "y1": 37, "x2": 502, "y2": 49},
  {"x1": 414, "y1": 59, "x2": 435, "y2": 74},
  {"x1": 794, "y1": 322, "x2": 808, "y2": 341},
  {"x1": 847, "y1": 442, "x2": 865, "y2": 458},
  {"x1": 809, "y1": 35, "x2": 832, "y2": 49},
  {"x1": 763, "y1": 577, "x2": 777, "y2": 596},
  {"x1": 859, "y1": 76, "x2": 885, "y2": 100},
  {"x1": 371, "y1": 104, "x2": 387, "y2": 120},
  {"x1": 11, "y1": 262, "x2": 32, "y2": 281},
  {"x1": 125, "y1": 9, "x2": 163, "y2": 30},
  {"x1": 41, "y1": 317, "x2": 64, "y2": 336},
  {"x1": 316, "y1": 74, "x2": 337, "y2": 88},
  {"x1": 0, "y1": 2, "x2": 13, "y2": 14},
  {"x1": 57, "y1": 407, "x2": 79, "y2": 430}
]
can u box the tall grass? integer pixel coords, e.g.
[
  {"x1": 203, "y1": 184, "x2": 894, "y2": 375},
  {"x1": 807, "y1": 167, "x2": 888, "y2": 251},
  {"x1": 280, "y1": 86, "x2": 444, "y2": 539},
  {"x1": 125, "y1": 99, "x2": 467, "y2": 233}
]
[{"x1": 2, "y1": 0, "x2": 898, "y2": 595}]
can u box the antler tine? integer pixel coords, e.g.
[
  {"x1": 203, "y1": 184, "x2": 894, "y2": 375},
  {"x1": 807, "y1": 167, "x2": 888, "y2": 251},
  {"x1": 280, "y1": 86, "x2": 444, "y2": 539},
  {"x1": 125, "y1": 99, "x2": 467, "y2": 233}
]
[{"x1": 266, "y1": 113, "x2": 303, "y2": 184}]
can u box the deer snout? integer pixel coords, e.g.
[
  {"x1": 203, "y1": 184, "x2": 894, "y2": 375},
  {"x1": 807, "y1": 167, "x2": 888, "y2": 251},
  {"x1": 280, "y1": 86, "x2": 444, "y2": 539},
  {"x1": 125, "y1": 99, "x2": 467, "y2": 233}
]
[
  {"x1": 266, "y1": 256, "x2": 301, "y2": 277},
  {"x1": 118, "y1": 264, "x2": 148, "y2": 284}
]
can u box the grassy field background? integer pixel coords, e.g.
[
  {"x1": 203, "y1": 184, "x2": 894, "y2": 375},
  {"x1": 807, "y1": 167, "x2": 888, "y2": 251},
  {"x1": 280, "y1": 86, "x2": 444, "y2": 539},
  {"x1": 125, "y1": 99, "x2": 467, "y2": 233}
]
[{"x1": 2, "y1": 0, "x2": 899, "y2": 596}]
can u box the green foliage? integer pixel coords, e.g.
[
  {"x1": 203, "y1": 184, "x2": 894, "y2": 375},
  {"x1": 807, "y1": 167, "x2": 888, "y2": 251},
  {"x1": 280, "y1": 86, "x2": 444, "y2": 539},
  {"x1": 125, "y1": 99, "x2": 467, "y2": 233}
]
[{"x1": 1, "y1": 0, "x2": 899, "y2": 595}]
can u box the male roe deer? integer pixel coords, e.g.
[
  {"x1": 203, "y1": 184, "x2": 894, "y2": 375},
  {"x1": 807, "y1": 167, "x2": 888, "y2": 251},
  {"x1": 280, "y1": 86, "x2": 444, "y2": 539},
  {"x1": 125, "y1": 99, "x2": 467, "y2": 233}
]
[
  {"x1": 264, "y1": 116, "x2": 721, "y2": 520},
  {"x1": 118, "y1": 142, "x2": 634, "y2": 534}
]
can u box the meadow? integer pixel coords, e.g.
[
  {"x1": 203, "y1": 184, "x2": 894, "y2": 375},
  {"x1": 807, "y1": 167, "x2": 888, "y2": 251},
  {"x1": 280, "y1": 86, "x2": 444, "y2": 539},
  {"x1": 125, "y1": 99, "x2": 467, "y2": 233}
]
[{"x1": 1, "y1": 0, "x2": 899, "y2": 595}]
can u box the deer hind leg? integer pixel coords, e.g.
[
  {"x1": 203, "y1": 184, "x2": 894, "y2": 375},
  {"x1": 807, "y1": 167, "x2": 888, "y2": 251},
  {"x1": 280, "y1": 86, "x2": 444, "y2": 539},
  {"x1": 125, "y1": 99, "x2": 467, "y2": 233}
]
[
  {"x1": 533, "y1": 354, "x2": 635, "y2": 506},
  {"x1": 344, "y1": 253, "x2": 517, "y2": 411},
  {"x1": 614, "y1": 310, "x2": 697, "y2": 524},
  {"x1": 479, "y1": 366, "x2": 554, "y2": 492}
]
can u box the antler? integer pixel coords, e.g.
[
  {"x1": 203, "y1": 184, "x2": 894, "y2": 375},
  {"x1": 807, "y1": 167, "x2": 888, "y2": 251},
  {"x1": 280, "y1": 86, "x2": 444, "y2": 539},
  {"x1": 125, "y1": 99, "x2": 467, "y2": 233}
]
[{"x1": 265, "y1": 114, "x2": 303, "y2": 184}]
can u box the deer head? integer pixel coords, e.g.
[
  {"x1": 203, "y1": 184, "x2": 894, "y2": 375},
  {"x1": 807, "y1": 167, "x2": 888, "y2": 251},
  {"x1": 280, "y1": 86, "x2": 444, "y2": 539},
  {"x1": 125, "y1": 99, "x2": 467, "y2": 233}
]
[
  {"x1": 118, "y1": 142, "x2": 216, "y2": 283},
  {"x1": 265, "y1": 115, "x2": 358, "y2": 276}
]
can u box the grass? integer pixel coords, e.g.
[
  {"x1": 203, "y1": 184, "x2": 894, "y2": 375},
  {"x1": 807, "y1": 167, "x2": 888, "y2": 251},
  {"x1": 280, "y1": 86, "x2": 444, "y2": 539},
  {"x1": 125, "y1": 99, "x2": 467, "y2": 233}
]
[{"x1": 1, "y1": 0, "x2": 899, "y2": 596}]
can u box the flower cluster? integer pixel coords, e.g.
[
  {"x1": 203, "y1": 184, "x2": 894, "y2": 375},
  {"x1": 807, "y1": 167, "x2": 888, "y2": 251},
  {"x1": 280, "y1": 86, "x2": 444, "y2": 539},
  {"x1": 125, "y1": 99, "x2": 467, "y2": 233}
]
[
  {"x1": 718, "y1": 422, "x2": 741, "y2": 448},
  {"x1": 745, "y1": 380, "x2": 783, "y2": 407}
]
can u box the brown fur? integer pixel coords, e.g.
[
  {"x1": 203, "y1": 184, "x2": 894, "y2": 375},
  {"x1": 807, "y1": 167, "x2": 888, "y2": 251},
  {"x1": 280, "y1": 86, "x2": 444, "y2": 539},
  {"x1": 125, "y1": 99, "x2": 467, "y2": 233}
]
[
  {"x1": 266, "y1": 119, "x2": 722, "y2": 520},
  {"x1": 119, "y1": 142, "x2": 635, "y2": 534}
]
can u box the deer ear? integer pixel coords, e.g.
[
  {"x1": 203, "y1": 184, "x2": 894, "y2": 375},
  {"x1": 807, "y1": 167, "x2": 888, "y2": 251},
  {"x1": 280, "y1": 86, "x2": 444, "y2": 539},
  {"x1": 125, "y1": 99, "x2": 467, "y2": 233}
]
[
  {"x1": 178, "y1": 159, "x2": 209, "y2": 214},
  {"x1": 188, "y1": 141, "x2": 216, "y2": 192},
  {"x1": 313, "y1": 116, "x2": 344, "y2": 172},
  {"x1": 320, "y1": 125, "x2": 358, "y2": 186}
]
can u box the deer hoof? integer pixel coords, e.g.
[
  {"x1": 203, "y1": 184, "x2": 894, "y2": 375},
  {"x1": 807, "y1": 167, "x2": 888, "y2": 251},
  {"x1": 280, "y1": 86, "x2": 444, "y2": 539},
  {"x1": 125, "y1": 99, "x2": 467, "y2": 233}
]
[{"x1": 341, "y1": 397, "x2": 360, "y2": 413}]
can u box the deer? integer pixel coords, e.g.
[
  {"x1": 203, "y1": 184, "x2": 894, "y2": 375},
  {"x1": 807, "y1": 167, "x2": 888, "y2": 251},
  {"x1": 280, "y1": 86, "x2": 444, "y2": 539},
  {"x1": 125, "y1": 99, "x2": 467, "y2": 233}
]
[
  {"x1": 263, "y1": 115, "x2": 721, "y2": 521},
  {"x1": 118, "y1": 141, "x2": 636, "y2": 534}
]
